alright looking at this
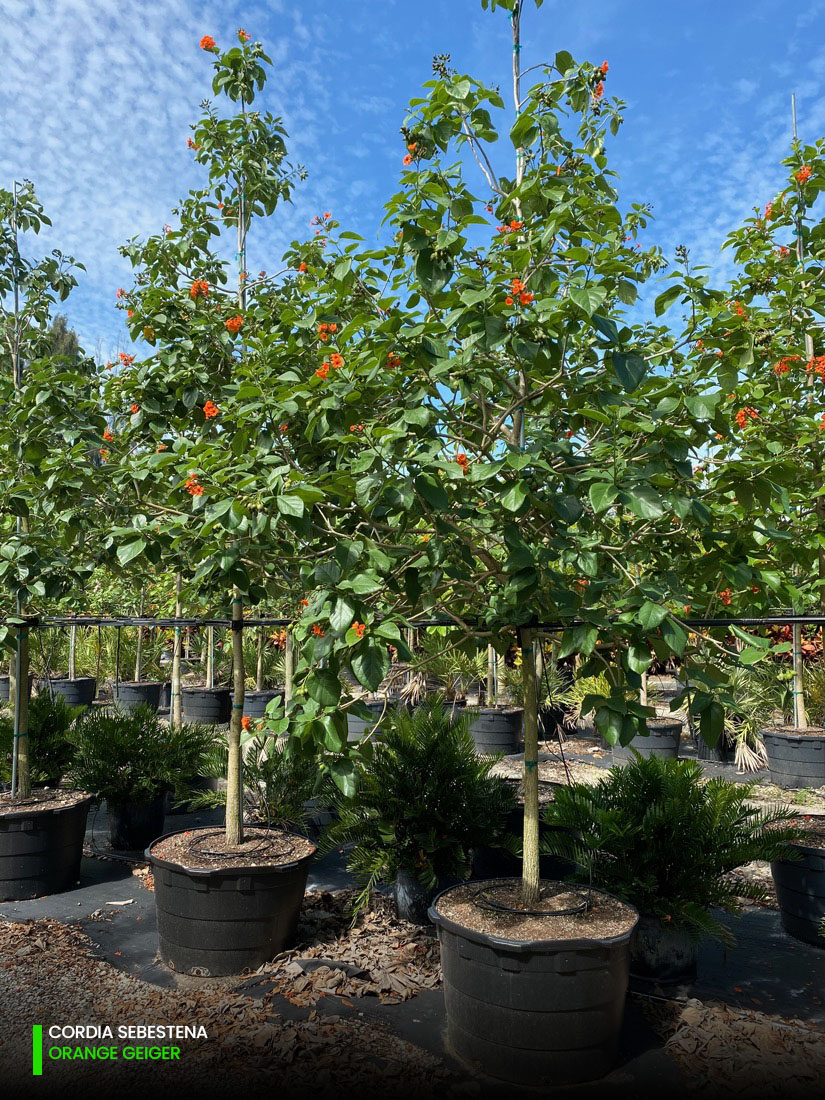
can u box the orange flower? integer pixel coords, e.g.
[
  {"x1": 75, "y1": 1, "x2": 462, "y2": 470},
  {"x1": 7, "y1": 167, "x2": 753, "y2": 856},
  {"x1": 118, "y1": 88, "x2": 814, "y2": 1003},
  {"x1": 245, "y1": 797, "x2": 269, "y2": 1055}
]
[
  {"x1": 352, "y1": 621, "x2": 366, "y2": 638},
  {"x1": 719, "y1": 589, "x2": 732, "y2": 606},
  {"x1": 103, "y1": 428, "x2": 114, "y2": 442},
  {"x1": 777, "y1": 245, "x2": 790, "y2": 258},
  {"x1": 315, "y1": 363, "x2": 330, "y2": 380},
  {"x1": 127, "y1": 309, "x2": 134, "y2": 318},
  {"x1": 734, "y1": 406, "x2": 758, "y2": 429},
  {"x1": 509, "y1": 220, "x2": 523, "y2": 231},
  {"x1": 806, "y1": 355, "x2": 825, "y2": 378},
  {"x1": 156, "y1": 443, "x2": 167, "y2": 452},
  {"x1": 119, "y1": 352, "x2": 135, "y2": 367},
  {"x1": 241, "y1": 715, "x2": 252, "y2": 731},
  {"x1": 298, "y1": 262, "x2": 307, "y2": 273},
  {"x1": 519, "y1": 291, "x2": 534, "y2": 306},
  {"x1": 116, "y1": 288, "x2": 125, "y2": 299},
  {"x1": 420, "y1": 534, "x2": 430, "y2": 542},
  {"x1": 565, "y1": 429, "x2": 573, "y2": 439},
  {"x1": 187, "y1": 138, "x2": 199, "y2": 150},
  {"x1": 312, "y1": 624, "x2": 325, "y2": 636},
  {"x1": 796, "y1": 165, "x2": 812, "y2": 184},
  {"x1": 200, "y1": 35, "x2": 216, "y2": 50},
  {"x1": 238, "y1": 28, "x2": 250, "y2": 42},
  {"x1": 386, "y1": 351, "x2": 402, "y2": 370},
  {"x1": 764, "y1": 201, "x2": 773, "y2": 220},
  {"x1": 184, "y1": 476, "x2": 204, "y2": 497},
  {"x1": 203, "y1": 400, "x2": 219, "y2": 419},
  {"x1": 330, "y1": 352, "x2": 344, "y2": 369},
  {"x1": 684, "y1": 605, "x2": 691, "y2": 614},
  {"x1": 456, "y1": 452, "x2": 469, "y2": 475},
  {"x1": 407, "y1": 142, "x2": 418, "y2": 152},
  {"x1": 328, "y1": 322, "x2": 338, "y2": 333},
  {"x1": 403, "y1": 154, "x2": 413, "y2": 166},
  {"x1": 300, "y1": 598, "x2": 309, "y2": 607},
  {"x1": 505, "y1": 296, "x2": 514, "y2": 306},
  {"x1": 130, "y1": 403, "x2": 140, "y2": 414},
  {"x1": 98, "y1": 448, "x2": 108, "y2": 462},
  {"x1": 280, "y1": 423, "x2": 288, "y2": 433},
  {"x1": 225, "y1": 315, "x2": 243, "y2": 334},
  {"x1": 600, "y1": 60, "x2": 608, "y2": 75},
  {"x1": 190, "y1": 279, "x2": 209, "y2": 299},
  {"x1": 592, "y1": 81, "x2": 604, "y2": 99}
]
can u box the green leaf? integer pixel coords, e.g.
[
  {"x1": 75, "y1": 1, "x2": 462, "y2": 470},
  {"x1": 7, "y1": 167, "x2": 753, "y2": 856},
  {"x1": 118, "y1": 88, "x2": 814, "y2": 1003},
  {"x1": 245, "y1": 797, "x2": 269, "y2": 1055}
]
[
  {"x1": 558, "y1": 624, "x2": 598, "y2": 659},
  {"x1": 117, "y1": 538, "x2": 146, "y2": 566},
  {"x1": 654, "y1": 285, "x2": 682, "y2": 317},
  {"x1": 351, "y1": 641, "x2": 390, "y2": 691},
  {"x1": 415, "y1": 473, "x2": 449, "y2": 510},
  {"x1": 626, "y1": 484, "x2": 664, "y2": 520},
  {"x1": 329, "y1": 759, "x2": 357, "y2": 799},
  {"x1": 591, "y1": 314, "x2": 620, "y2": 344},
  {"x1": 569, "y1": 285, "x2": 607, "y2": 316},
  {"x1": 589, "y1": 481, "x2": 618, "y2": 513},
  {"x1": 612, "y1": 351, "x2": 647, "y2": 392},
  {"x1": 627, "y1": 643, "x2": 652, "y2": 674},
  {"x1": 330, "y1": 596, "x2": 356, "y2": 635},
  {"x1": 661, "y1": 617, "x2": 689, "y2": 657},
  {"x1": 699, "y1": 702, "x2": 724, "y2": 748},
  {"x1": 415, "y1": 249, "x2": 453, "y2": 294},
  {"x1": 306, "y1": 667, "x2": 341, "y2": 708},
  {"x1": 501, "y1": 481, "x2": 528, "y2": 514},
  {"x1": 276, "y1": 495, "x2": 305, "y2": 517},
  {"x1": 638, "y1": 600, "x2": 668, "y2": 631}
]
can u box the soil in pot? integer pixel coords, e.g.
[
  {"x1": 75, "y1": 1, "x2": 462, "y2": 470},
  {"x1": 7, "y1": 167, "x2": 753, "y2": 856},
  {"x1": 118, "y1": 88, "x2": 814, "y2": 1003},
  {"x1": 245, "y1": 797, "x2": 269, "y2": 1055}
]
[
  {"x1": 762, "y1": 727, "x2": 825, "y2": 789},
  {"x1": 107, "y1": 792, "x2": 167, "y2": 851},
  {"x1": 770, "y1": 821, "x2": 825, "y2": 948},
  {"x1": 114, "y1": 680, "x2": 163, "y2": 713},
  {"x1": 629, "y1": 913, "x2": 698, "y2": 983},
  {"x1": 148, "y1": 826, "x2": 315, "y2": 976},
  {"x1": 468, "y1": 707, "x2": 523, "y2": 755},
  {"x1": 430, "y1": 878, "x2": 638, "y2": 1087},
  {"x1": 0, "y1": 789, "x2": 92, "y2": 901},
  {"x1": 181, "y1": 686, "x2": 232, "y2": 725},
  {"x1": 612, "y1": 718, "x2": 682, "y2": 763},
  {"x1": 39, "y1": 676, "x2": 96, "y2": 708}
]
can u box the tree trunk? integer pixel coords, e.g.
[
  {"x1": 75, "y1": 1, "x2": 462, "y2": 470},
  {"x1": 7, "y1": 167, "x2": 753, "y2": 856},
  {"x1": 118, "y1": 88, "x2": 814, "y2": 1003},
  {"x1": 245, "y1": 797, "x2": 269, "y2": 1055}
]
[
  {"x1": 256, "y1": 626, "x2": 264, "y2": 691},
  {"x1": 134, "y1": 589, "x2": 145, "y2": 682},
  {"x1": 792, "y1": 622, "x2": 808, "y2": 728},
  {"x1": 171, "y1": 574, "x2": 182, "y2": 725},
  {"x1": 487, "y1": 644, "x2": 496, "y2": 706},
  {"x1": 12, "y1": 622, "x2": 31, "y2": 798},
  {"x1": 206, "y1": 625, "x2": 214, "y2": 690},
  {"x1": 68, "y1": 623, "x2": 76, "y2": 681},
  {"x1": 521, "y1": 627, "x2": 540, "y2": 906},
  {"x1": 284, "y1": 627, "x2": 295, "y2": 704},
  {"x1": 225, "y1": 589, "x2": 245, "y2": 846}
]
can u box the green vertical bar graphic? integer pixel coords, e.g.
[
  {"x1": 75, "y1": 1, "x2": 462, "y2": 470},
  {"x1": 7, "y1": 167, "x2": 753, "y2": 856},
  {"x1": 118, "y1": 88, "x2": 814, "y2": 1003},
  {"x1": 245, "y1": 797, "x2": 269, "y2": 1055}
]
[{"x1": 32, "y1": 1025, "x2": 42, "y2": 1075}]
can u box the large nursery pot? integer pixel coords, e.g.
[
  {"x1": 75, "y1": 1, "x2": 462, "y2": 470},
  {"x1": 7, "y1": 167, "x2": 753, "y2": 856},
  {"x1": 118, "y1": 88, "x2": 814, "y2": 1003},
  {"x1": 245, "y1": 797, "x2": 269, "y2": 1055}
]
[
  {"x1": 629, "y1": 914, "x2": 698, "y2": 983},
  {"x1": 612, "y1": 718, "x2": 682, "y2": 763},
  {"x1": 697, "y1": 733, "x2": 731, "y2": 763},
  {"x1": 0, "y1": 672, "x2": 35, "y2": 703},
  {"x1": 243, "y1": 688, "x2": 285, "y2": 721},
  {"x1": 346, "y1": 697, "x2": 399, "y2": 742},
  {"x1": 107, "y1": 792, "x2": 167, "y2": 851},
  {"x1": 39, "y1": 676, "x2": 97, "y2": 708},
  {"x1": 181, "y1": 686, "x2": 232, "y2": 725},
  {"x1": 771, "y1": 830, "x2": 825, "y2": 948},
  {"x1": 0, "y1": 792, "x2": 92, "y2": 901},
  {"x1": 148, "y1": 826, "x2": 316, "y2": 976},
  {"x1": 429, "y1": 879, "x2": 638, "y2": 1086},
  {"x1": 762, "y1": 727, "x2": 825, "y2": 789},
  {"x1": 114, "y1": 680, "x2": 163, "y2": 713},
  {"x1": 468, "y1": 706, "x2": 524, "y2": 755}
]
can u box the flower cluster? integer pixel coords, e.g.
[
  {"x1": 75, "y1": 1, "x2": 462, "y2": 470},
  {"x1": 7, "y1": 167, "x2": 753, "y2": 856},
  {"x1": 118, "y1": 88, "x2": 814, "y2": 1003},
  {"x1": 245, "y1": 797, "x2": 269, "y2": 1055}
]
[
  {"x1": 241, "y1": 715, "x2": 252, "y2": 731},
  {"x1": 735, "y1": 406, "x2": 759, "y2": 429},
  {"x1": 719, "y1": 589, "x2": 732, "y2": 606},
  {"x1": 225, "y1": 315, "x2": 243, "y2": 334},
  {"x1": 806, "y1": 355, "x2": 825, "y2": 379},
  {"x1": 796, "y1": 165, "x2": 812, "y2": 184},
  {"x1": 496, "y1": 220, "x2": 524, "y2": 234},
  {"x1": 115, "y1": 288, "x2": 126, "y2": 299},
  {"x1": 386, "y1": 351, "x2": 402, "y2": 369},
  {"x1": 119, "y1": 352, "x2": 135, "y2": 367},
  {"x1": 98, "y1": 448, "x2": 108, "y2": 462},
  {"x1": 504, "y1": 277, "x2": 534, "y2": 307},
  {"x1": 317, "y1": 321, "x2": 337, "y2": 342},
  {"x1": 187, "y1": 138, "x2": 200, "y2": 151},
  {"x1": 130, "y1": 403, "x2": 140, "y2": 414},
  {"x1": 200, "y1": 35, "x2": 217, "y2": 51},
  {"x1": 312, "y1": 624, "x2": 325, "y2": 637},
  {"x1": 103, "y1": 428, "x2": 114, "y2": 442},
  {"x1": 238, "y1": 28, "x2": 250, "y2": 43},
  {"x1": 185, "y1": 475, "x2": 204, "y2": 496},
  {"x1": 189, "y1": 279, "x2": 209, "y2": 299},
  {"x1": 203, "y1": 400, "x2": 219, "y2": 419},
  {"x1": 351, "y1": 621, "x2": 366, "y2": 639},
  {"x1": 773, "y1": 355, "x2": 800, "y2": 376},
  {"x1": 349, "y1": 423, "x2": 365, "y2": 433},
  {"x1": 456, "y1": 452, "x2": 469, "y2": 475}
]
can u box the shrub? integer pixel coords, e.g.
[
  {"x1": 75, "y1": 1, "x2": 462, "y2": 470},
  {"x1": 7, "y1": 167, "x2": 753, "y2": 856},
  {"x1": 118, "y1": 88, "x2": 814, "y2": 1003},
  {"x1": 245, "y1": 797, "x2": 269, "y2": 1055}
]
[{"x1": 0, "y1": 693, "x2": 82, "y2": 785}]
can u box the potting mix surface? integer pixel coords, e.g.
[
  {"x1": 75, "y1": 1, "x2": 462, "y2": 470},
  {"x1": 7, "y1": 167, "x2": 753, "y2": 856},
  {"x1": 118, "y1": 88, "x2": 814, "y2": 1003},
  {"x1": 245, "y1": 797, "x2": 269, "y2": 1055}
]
[
  {"x1": 0, "y1": 787, "x2": 90, "y2": 816},
  {"x1": 150, "y1": 827, "x2": 315, "y2": 870}
]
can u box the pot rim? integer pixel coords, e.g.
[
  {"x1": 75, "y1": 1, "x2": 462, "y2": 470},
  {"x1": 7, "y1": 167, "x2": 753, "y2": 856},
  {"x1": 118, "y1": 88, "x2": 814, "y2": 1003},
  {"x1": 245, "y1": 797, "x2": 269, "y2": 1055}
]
[
  {"x1": 428, "y1": 877, "x2": 639, "y2": 953},
  {"x1": 146, "y1": 824, "x2": 316, "y2": 877},
  {"x1": 0, "y1": 790, "x2": 93, "y2": 823},
  {"x1": 762, "y1": 726, "x2": 825, "y2": 741}
]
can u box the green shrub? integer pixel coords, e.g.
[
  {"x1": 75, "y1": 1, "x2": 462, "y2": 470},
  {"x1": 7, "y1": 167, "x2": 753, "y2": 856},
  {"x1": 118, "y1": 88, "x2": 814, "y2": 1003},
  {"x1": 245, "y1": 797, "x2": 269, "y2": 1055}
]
[
  {"x1": 543, "y1": 752, "x2": 802, "y2": 943},
  {"x1": 0, "y1": 693, "x2": 82, "y2": 784},
  {"x1": 68, "y1": 706, "x2": 217, "y2": 806},
  {"x1": 322, "y1": 698, "x2": 516, "y2": 913}
]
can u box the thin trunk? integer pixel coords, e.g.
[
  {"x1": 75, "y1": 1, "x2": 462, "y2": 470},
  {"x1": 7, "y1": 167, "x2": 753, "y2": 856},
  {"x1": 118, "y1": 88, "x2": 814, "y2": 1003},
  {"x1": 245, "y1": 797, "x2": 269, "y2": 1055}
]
[
  {"x1": 225, "y1": 589, "x2": 245, "y2": 846},
  {"x1": 486, "y1": 644, "x2": 496, "y2": 706},
  {"x1": 793, "y1": 622, "x2": 807, "y2": 728},
  {"x1": 134, "y1": 589, "x2": 145, "y2": 682},
  {"x1": 256, "y1": 626, "x2": 264, "y2": 691},
  {"x1": 284, "y1": 628, "x2": 295, "y2": 704},
  {"x1": 640, "y1": 670, "x2": 649, "y2": 708},
  {"x1": 68, "y1": 623, "x2": 76, "y2": 681},
  {"x1": 171, "y1": 574, "x2": 182, "y2": 725},
  {"x1": 11, "y1": 623, "x2": 30, "y2": 798},
  {"x1": 206, "y1": 626, "x2": 214, "y2": 690},
  {"x1": 521, "y1": 627, "x2": 541, "y2": 905}
]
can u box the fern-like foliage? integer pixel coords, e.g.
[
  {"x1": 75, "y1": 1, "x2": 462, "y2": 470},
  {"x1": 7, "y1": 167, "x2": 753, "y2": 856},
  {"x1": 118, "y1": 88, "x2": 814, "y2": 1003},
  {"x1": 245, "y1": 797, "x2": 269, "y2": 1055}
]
[
  {"x1": 0, "y1": 693, "x2": 83, "y2": 783},
  {"x1": 320, "y1": 698, "x2": 517, "y2": 915},
  {"x1": 189, "y1": 736, "x2": 326, "y2": 832},
  {"x1": 67, "y1": 706, "x2": 218, "y2": 807},
  {"x1": 543, "y1": 752, "x2": 804, "y2": 943}
]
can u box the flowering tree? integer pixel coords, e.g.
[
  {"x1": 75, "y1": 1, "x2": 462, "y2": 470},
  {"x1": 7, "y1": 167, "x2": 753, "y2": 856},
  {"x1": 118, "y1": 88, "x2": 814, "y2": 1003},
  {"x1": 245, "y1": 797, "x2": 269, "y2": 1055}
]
[{"x1": 0, "y1": 182, "x2": 105, "y2": 796}]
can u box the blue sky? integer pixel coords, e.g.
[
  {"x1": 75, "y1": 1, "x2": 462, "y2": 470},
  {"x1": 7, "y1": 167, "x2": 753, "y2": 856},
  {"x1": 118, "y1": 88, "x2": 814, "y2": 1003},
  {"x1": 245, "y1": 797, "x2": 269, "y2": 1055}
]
[{"x1": 2, "y1": 0, "x2": 824, "y2": 362}]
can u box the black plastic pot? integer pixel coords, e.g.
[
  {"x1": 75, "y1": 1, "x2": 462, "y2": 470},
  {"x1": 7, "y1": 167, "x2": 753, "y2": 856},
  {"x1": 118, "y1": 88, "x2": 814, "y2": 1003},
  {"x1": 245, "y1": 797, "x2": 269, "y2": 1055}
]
[
  {"x1": 469, "y1": 707, "x2": 524, "y2": 755},
  {"x1": 114, "y1": 680, "x2": 163, "y2": 713},
  {"x1": 243, "y1": 689, "x2": 285, "y2": 721},
  {"x1": 612, "y1": 718, "x2": 681, "y2": 763},
  {"x1": 430, "y1": 881, "x2": 638, "y2": 1086},
  {"x1": 697, "y1": 734, "x2": 730, "y2": 763},
  {"x1": 0, "y1": 673, "x2": 34, "y2": 702},
  {"x1": 471, "y1": 814, "x2": 577, "y2": 881},
  {"x1": 394, "y1": 868, "x2": 439, "y2": 924},
  {"x1": 148, "y1": 827, "x2": 315, "y2": 976},
  {"x1": 107, "y1": 793, "x2": 167, "y2": 851},
  {"x1": 763, "y1": 728, "x2": 825, "y2": 789},
  {"x1": 346, "y1": 698, "x2": 399, "y2": 742},
  {"x1": 39, "y1": 676, "x2": 97, "y2": 708},
  {"x1": 0, "y1": 794, "x2": 92, "y2": 901},
  {"x1": 158, "y1": 681, "x2": 172, "y2": 711},
  {"x1": 629, "y1": 914, "x2": 698, "y2": 983},
  {"x1": 771, "y1": 835, "x2": 825, "y2": 947},
  {"x1": 181, "y1": 686, "x2": 232, "y2": 725}
]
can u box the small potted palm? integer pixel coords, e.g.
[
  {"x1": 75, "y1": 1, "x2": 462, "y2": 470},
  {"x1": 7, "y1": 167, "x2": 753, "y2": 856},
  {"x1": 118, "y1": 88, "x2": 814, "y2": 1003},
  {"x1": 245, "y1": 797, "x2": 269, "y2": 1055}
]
[
  {"x1": 543, "y1": 753, "x2": 803, "y2": 982},
  {"x1": 0, "y1": 693, "x2": 82, "y2": 789},
  {"x1": 68, "y1": 706, "x2": 217, "y2": 850},
  {"x1": 322, "y1": 698, "x2": 517, "y2": 922}
]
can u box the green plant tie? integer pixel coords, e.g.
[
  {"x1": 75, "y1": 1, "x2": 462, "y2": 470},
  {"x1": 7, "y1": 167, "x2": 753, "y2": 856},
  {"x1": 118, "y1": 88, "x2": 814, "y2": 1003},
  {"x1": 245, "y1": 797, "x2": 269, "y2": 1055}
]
[{"x1": 525, "y1": 758, "x2": 538, "y2": 769}]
